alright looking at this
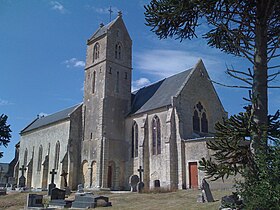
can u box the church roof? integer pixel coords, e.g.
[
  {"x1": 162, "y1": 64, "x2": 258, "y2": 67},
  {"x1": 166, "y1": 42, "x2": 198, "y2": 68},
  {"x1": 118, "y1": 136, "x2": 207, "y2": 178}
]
[
  {"x1": 88, "y1": 15, "x2": 119, "y2": 42},
  {"x1": 130, "y1": 68, "x2": 193, "y2": 115},
  {"x1": 20, "y1": 104, "x2": 82, "y2": 134}
]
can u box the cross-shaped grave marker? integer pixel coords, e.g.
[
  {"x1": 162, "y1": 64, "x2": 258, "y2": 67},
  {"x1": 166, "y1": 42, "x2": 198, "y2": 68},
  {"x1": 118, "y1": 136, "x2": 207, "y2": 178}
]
[
  {"x1": 137, "y1": 166, "x2": 144, "y2": 182},
  {"x1": 50, "y1": 169, "x2": 57, "y2": 184},
  {"x1": 19, "y1": 165, "x2": 27, "y2": 177}
]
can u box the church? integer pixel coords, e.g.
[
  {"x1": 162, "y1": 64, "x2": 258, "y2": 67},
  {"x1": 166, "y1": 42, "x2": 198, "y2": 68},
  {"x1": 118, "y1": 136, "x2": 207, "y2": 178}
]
[{"x1": 16, "y1": 13, "x2": 229, "y2": 191}]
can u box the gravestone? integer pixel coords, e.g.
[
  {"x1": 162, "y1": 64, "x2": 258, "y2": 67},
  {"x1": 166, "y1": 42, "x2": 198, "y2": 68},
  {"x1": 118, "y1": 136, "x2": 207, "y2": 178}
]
[
  {"x1": 48, "y1": 169, "x2": 57, "y2": 196},
  {"x1": 201, "y1": 179, "x2": 214, "y2": 202},
  {"x1": 137, "y1": 182, "x2": 144, "y2": 193},
  {"x1": 26, "y1": 194, "x2": 44, "y2": 208},
  {"x1": 19, "y1": 165, "x2": 26, "y2": 188},
  {"x1": 0, "y1": 188, "x2": 7, "y2": 196},
  {"x1": 71, "y1": 193, "x2": 112, "y2": 208},
  {"x1": 49, "y1": 188, "x2": 71, "y2": 208},
  {"x1": 77, "y1": 184, "x2": 84, "y2": 193},
  {"x1": 129, "y1": 175, "x2": 139, "y2": 192}
]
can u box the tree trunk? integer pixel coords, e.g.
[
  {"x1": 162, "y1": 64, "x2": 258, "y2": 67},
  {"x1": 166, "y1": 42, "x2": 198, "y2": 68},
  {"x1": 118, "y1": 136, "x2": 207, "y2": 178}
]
[{"x1": 251, "y1": 0, "x2": 269, "y2": 154}]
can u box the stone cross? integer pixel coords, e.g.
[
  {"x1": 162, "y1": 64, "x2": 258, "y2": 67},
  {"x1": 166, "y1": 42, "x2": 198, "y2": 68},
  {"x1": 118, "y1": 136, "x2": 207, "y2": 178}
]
[
  {"x1": 108, "y1": 6, "x2": 113, "y2": 21},
  {"x1": 19, "y1": 165, "x2": 27, "y2": 177},
  {"x1": 137, "y1": 166, "x2": 144, "y2": 182},
  {"x1": 50, "y1": 169, "x2": 57, "y2": 184},
  {"x1": 60, "y1": 170, "x2": 68, "y2": 187}
]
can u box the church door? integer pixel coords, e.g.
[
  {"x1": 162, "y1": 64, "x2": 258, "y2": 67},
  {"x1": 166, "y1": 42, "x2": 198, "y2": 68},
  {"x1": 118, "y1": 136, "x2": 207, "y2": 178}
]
[
  {"x1": 107, "y1": 165, "x2": 112, "y2": 188},
  {"x1": 189, "y1": 162, "x2": 198, "y2": 189}
]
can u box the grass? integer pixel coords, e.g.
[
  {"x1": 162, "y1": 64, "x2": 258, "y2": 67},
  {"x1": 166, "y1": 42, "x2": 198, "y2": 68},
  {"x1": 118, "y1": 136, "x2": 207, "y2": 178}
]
[{"x1": 0, "y1": 189, "x2": 231, "y2": 210}]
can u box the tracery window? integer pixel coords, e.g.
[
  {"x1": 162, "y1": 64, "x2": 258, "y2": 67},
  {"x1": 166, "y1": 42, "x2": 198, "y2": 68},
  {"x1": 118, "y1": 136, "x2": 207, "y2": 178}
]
[
  {"x1": 193, "y1": 102, "x2": 208, "y2": 133},
  {"x1": 93, "y1": 43, "x2": 100, "y2": 62},
  {"x1": 152, "y1": 116, "x2": 161, "y2": 155},
  {"x1": 132, "y1": 122, "x2": 138, "y2": 158},
  {"x1": 54, "y1": 141, "x2": 60, "y2": 170},
  {"x1": 37, "y1": 145, "x2": 43, "y2": 171}
]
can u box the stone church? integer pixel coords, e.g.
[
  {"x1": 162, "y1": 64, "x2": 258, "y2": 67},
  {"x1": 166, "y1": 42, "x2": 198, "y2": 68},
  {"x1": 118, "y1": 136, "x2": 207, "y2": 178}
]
[{"x1": 16, "y1": 13, "x2": 228, "y2": 191}]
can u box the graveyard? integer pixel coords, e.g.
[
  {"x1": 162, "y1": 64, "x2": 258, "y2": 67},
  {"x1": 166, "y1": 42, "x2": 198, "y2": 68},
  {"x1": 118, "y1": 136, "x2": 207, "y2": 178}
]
[{"x1": 0, "y1": 188, "x2": 231, "y2": 210}]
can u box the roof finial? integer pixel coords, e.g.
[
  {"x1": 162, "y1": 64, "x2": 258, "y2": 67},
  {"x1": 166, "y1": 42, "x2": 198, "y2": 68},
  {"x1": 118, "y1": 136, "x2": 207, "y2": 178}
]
[
  {"x1": 108, "y1": 6, "x2": 113, "y2": 21},
  {"x1": 100, "y1": 22, "x2": 104, "y2": 28},
  {"x1": 118, "y1": 11, "x2": 122, "y2": 17}
]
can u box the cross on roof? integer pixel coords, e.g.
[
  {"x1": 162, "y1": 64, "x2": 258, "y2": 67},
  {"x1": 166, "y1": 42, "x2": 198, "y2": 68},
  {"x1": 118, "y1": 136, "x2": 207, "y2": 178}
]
[
  {"x1": 19, "y1": 165, "x2": 27, "y2": 177},
  {"x1": 50, "y1": 169, "x2": 57, "y2": 184},
  {"x1": 138, "y1": 166, "x2": 144, "y2": 182},
  {"x1": 108, "y1": 6, "x2": 113, "y2": 22}
]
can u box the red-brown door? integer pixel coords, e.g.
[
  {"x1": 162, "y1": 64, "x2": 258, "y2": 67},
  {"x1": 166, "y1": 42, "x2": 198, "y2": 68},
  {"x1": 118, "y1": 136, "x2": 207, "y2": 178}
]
[{"x1": 189, "y1": 162, "x2": 198, "y2": 189}]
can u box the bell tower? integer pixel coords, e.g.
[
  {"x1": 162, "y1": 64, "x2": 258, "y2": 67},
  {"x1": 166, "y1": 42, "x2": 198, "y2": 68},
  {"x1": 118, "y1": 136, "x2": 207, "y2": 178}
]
[{"x1": 82, "y1": 13, "x2": 132, "y2": 189}]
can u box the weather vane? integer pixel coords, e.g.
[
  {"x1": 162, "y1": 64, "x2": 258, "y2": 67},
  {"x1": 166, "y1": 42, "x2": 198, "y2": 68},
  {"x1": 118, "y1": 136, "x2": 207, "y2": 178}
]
[{"x1": 108, "y1": 6, "x2": 113, "y2": 21}]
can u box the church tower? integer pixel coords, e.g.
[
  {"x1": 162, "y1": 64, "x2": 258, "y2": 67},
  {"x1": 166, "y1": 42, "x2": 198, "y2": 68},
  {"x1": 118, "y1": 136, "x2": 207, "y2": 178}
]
[{"x1": 82, "y1": 12, "x2": 132, "y2": 189}]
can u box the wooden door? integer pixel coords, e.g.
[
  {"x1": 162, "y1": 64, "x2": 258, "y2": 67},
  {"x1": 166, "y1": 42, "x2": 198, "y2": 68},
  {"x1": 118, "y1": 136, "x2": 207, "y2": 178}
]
[{"x1": 189, "y1": 162, "x2": 198, "y2": 189}]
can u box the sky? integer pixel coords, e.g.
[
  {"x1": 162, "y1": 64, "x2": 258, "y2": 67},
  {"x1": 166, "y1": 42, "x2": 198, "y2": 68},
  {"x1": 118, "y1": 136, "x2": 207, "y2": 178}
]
[{"x1": 0, "y1": 0, "x2": 279, "y2": 163}]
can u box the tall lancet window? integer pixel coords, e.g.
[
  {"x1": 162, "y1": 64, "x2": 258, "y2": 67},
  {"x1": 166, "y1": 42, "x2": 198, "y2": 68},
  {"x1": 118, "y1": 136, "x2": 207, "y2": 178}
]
[
  {"x1": 54, "y1": 141, "x2": 60, "y2": 170},
  {"x1": 24, "y1": 149, "x2": 28, "y2": 167},
  {"x1": 37, "y1": 145, "x2": 43, "y2": 171},
  {"x1": 115, "y1": 71, "x2": 119, "y2": 93},
  {"x1": 193, "y1": 110, "x2": 200, "y2": 132},
  {"x1": 93, "y1": 43, "x2": 100, "y2": 62},
  {"x1": 152, "y1": 116, "x2": 161, "y2": 155},
  {"x1": 92, "y1": 71, "x2": 96, "y2": 94},
  {"x1": 201, "y1": 112, "x2": 208, "y2": 133},
  {"x1": 132, "y1": 122, "x2": 138, "y2": 158}
]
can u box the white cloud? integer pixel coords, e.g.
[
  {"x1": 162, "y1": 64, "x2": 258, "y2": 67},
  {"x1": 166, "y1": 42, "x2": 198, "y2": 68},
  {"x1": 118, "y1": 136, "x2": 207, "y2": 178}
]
[
  {"x1": 50, "y1": 1, "x2": 67, "y2": 14},
  {"x1": 132, "y1": 77, "x2": 151, "y2": 91},
  {"x1": 0, "y1": 99, "x2": 13, "y2": 106},
  {"x1": 64, "y1": 58, "x2": 85, "y2": 68}
]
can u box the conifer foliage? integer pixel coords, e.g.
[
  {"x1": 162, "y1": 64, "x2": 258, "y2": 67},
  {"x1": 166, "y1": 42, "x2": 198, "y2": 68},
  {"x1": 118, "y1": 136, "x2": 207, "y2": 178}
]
[{"x1": 0, "y1": 114, "x2": 11, "y2": 158}]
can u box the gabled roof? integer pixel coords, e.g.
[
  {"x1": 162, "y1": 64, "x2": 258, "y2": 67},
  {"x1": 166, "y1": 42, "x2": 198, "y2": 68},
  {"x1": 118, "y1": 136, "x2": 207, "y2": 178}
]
[
  {"x1": 130, "y1": 68, "x2": 193, "y2": 115},
  {"x1": 21, "y1": 104, "x2": 82, "y2": 134},
  {"x1": 87, "y1": 15, "x2": 119, "y2": 43}
]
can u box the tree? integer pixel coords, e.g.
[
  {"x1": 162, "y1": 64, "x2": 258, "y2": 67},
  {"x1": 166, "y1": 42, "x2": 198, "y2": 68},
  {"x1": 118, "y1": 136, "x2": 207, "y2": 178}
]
[
  {"x1": 144, "y1": 0, "x2": 280, "y2": 152},
  {"x1": 0, "y1": 114, "x2": 11, "y2": 158}
]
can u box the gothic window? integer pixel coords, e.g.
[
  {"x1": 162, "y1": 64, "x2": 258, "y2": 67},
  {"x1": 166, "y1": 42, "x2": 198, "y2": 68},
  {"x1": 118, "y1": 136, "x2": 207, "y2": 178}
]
[
  {"x1": 132, "y1": 122, "x2": 138, "y2": 158},
  {"x1": 37, "y1": 145, "x2": 43, "y2": 171},
  {"x1": 92, "y1": 71, "x2": 96, "y2": 94},
  {"x1": 193, "y1": 102, "x2": 208, "y2": 133},
  {"x1": 54, "y1": 141, "x2": 60, "y2": 170},
  {"x1": 125, "y1": 72, "x2": 128, "y2": 80},
  {"x1": 193, "y1": 110, "x2": 200, "y2": 132},
  {"x1": 152, "y1": 116, "x2": 161, "y2": 155},
  {"x1": 93, "y1": 43, "x2": 100, "y2": 62},
  {"x1": 115, "y1": 71, "x2": 119, "y2": 93},
  {"x1": 24, "y1": 149, "x2": 28, "y2": 167},
  {"x1": 201, "y1": 112, "x2": 208, "y2": 133},
  {"x1": 115, "y1": 43, "x2": 122, "y2": 59}
]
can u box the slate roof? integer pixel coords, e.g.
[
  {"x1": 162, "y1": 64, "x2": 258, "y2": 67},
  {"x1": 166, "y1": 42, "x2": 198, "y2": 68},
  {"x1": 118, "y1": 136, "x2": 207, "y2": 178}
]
[
  {"x1": 21, "y1": 104, "x2": 81, "y2": 134},
  {"x1": 88, "y1": 16, "x2": 119, "y2": 42},
  {"x1": 130, "y1": 68, "x2": 193, "y2": 115}
]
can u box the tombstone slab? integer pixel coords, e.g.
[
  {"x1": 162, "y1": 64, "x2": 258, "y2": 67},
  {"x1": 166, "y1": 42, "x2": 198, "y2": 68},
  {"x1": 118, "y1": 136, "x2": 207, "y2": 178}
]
[
  {"x1": 0, "y1": 188, "x2": 7, "y2": 196},
  {"x1": 27, "y1": 194, "x2": 44, "y2": 208},
  {"x1": 201, "y1": 179, "x2": 214, "y2": 202},
  {"x1": 71, "y1": 193, "x2": 111, "y2": 208},
  {"x1": 77, "y1": 184, "x2": 84, "y2": 193},
  {"x1": 137, "y1": 182, "x2": 144, "y2": 193},
  {"x1": 49, "y1": 188, "x2": 71, "y2": 208},
  {"x1": 129, "y1": 175, "x2": 139, "y2": 192},
  {"x1": 48, "y1": 183, "x2": 56, "y2": 196},
  {"x1": 19, "y1": 176, "x2": 26, "y2": 188}
]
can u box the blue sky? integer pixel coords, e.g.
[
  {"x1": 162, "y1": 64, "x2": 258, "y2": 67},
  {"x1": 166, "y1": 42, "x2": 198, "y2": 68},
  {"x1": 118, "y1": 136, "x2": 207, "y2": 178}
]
[{"x1": 1, "y1": 0, "x2": 279, "y2": 163}]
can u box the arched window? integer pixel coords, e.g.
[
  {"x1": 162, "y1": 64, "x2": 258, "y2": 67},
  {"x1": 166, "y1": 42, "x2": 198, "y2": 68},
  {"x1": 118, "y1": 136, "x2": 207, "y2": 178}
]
[
  {"x1": 115, "y1": 71, "x2": 119, "y2": 93},
  {"x1": 132, "y1": 122, "x2": 138, "y2": 158},
  {"x1": 193, "y1": 110, "x2": 200, "y2": 132},
  {"x1": 93, "y1": 43, "x2": 100, "y2": 62},
  {"x1": 152, "y1": 116, "x2": 161, "y2": 155},
  {"x1": 37, "y1": 145, "x2": 43, "y2": 171},
  {"x1": 115, "y1": 43, "x2": 122, "y2": 59},
  {"x1": 24, "y1": 149, "x2": 28, "y2": 167},
  {"x1": 193, "y1": 102, "x2": 208, "y2": 133},
  {"x1": 201, "y1": 112, "x2": 208, "y2": 133},
  {"x1": 54, "y1": 141, "x2": 60, "y2": 170}
]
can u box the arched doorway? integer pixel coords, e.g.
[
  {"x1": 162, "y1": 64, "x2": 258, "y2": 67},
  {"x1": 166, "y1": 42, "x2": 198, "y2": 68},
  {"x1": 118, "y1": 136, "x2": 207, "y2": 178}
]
[
  {"x1": 91, "y1": 161, "x2": 97, "y2": 188},
  {"x1": 82, "y1": 160, "x2": 90, "y2": 188},
  {"x1": 107, "y1": 161, "x2": 115, "y2": 189}
]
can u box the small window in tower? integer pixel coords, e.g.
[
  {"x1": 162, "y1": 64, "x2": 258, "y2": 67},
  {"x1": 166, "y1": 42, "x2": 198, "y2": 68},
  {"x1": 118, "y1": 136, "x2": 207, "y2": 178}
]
[
  {"x1": 100, "y1": 67, "x2": 102, "y2": 73},
  {"x1": 115, "y1": 45, "x2": 118, "y2": 59},
  {"x1": 92, "y1": 71, "x2": 96, "y2": 94},
  {"x1": 125, "y1": 72, "x2": 128, "y2": 80},
  {"x1": 115, "y1": 71, "x2": 120, "y2": 93},
  {"x1": 115, "y1": 43, "x2": 122, "y2": 60},
  {"x1": 90, "y1": 132, "x2": 93, "y2": 139},
  {"x1": 93, "y1": 43, "x2": 100, "y2": 62},
  {"x1": 109, "y1": 67, "x2": 112, "y2": 74},
  {"x1": 118, "y1": 45, "x2": 121, "y2": 59}
]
